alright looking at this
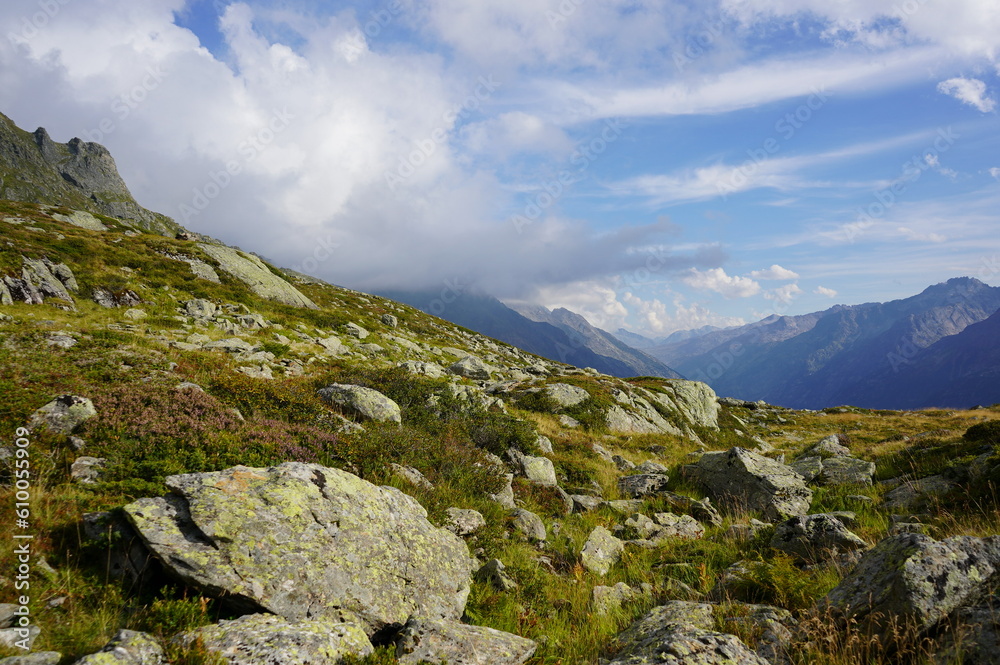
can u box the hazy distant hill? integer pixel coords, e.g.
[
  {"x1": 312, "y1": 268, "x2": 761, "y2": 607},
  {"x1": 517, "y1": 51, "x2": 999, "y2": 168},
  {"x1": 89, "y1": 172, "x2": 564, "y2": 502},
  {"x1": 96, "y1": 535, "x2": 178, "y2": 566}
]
[
  {"x1": 381, "y1": 291, "x2": 682, "y2": 379},
  {"x1": 643, "y1": 278, "x2": 1000, "y2": 409}
]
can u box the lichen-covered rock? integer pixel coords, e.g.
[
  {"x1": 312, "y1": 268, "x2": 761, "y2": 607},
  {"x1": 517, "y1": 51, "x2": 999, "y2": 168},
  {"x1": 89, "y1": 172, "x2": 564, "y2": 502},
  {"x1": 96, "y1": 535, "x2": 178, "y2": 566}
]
[
  {"x1": 0, "y1": 652, "x2": 62, "y2": 665},
  {"x1": 395, "y1": 617, "x2": 536, "y2": 665},
  {"x1": 318, "y1": 384, "x2": 402, "y2": 423},
  {"x1": 446, "y1": 508, "x2": 485, "y2": 537},
  {"x1": 511, "y1": 508, "x2": 547, "y2": 542},
  {"x1": 476, "y1": 559, "x2": 518, "y2": 592},
  {"x1": 123, "y1": 463, "x2": 474, "y2": 635},
  {"x1": 618, "y1": 473, "x2": 670, "y2": 499},
  {"x1": 449, "y1": 355, "x2": 495, "y2": 380},
  {"x1": 71, "y1": 456, "x2": 107, "y2": 485},
  {"x1": 184, "y1": 299, "x2": 216, "y2": 318},
  {"x1": 21, "y1": 257, "x2": 75, "y2": 303},
  {"x1": 390, "y1": 463, "x2": 434, "y2": 490},
  {"x1": 73, "y1": 630, "x2": 165, "y2": 665},
  {"x1": 882, "y1": 475, "x2": 958, "y2": 511},
  {"x1": 609, "y1": 601, "x2": 770, "y2": 665},
  {"x1": 810, "y1": 435, "x2": 851, "y2": 457},
  {"x1": 175, "y1": 614, "x2": 372, "y2": 665},
  {"x1": 686, "y1": 447, "x2": 813, "y2": 522},
  {"x1": 790, "y1": 456, "x2": 823, "y2": 483},
  {"x1": 824, "y1": 533, "x2": 1000, "y2": 635},
  {"x1": 520, "y1": 455, "x2": 557, "y2": 486},
  {"x1": 545, "y1": 383, "x2": 590, "y2": 408},
  {"x1": 592, "y1": 583, "x2": 638, "y2": 615},
  {"x1": 636, "y1": 460, "x2": 669, "y2": 475},
  {"x1": 198, "y1": 244, "x2": 317, "y2": 309},
  {"x1": 28, "y1": 395, "x2": 96, "y2": 434},
  {"x1": 581, "y1": 526, "x2": 624, "y2": 576},
  {"x1": 770, "y1": 514, "x2": 867, "y2": 563},
  {"x1": 932, "y1": 595, "x2": 1000, "y2": 665},
  {"x1": 570, "y1": 494, "x2": 603, "y2": 513},
  {"x1": 659, "y1": 380, "x2": 721, "y2": 430},
  {"x1": 489, "y1": 473, "x2": 517, "y2": 509},
  {"x1": 817, "y1": 457, "x2": 876, "y2": 487},
  {"x1": 316, "y1": 336, "x2": 346, "y2": 356}
]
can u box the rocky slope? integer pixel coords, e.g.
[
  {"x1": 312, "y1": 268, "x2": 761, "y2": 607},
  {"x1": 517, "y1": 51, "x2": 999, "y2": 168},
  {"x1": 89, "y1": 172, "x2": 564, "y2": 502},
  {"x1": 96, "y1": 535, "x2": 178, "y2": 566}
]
[{"x1": 0, "y1": 112, "x2": 999, "y2": 665}]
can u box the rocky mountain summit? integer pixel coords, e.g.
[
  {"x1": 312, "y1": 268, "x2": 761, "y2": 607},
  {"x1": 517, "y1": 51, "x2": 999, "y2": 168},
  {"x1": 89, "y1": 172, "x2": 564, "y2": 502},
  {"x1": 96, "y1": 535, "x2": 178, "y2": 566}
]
[{"x1": 1, "y1": 113, "x2": 999, "y2": 664}]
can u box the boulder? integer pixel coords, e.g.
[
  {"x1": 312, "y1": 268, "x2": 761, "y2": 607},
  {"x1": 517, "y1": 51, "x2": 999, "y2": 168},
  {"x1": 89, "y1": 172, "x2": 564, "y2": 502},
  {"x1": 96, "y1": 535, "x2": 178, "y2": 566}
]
[
  {"x1": 28, "y1": 395, "x2": 96, "y2": 434},
  {"x1": 659, "y1": 492, "x2": 723, "y2": 527},
  {"x1": 635, "y1": 460, "x2": 669, "y2": 475},
  {"x1": 824, "y1": 533, "x2": 1000, "y2": 635},
  {"x1": 932, "y1": 595, "x2": 1000, "y2": 665},
  {"x1": 0, "y1": 652, "x2": 61, "y2": 665},
  {"x1": 449, "y1": 356, "x2": 495, "y2": 380},
  {"x1": 544, "y1": 383, "x2": 590, "y2": 408},
  {"x1": 175, "y1": 614, "x2": 372, "y2": 665},
  {"x1": 882, "y1": 475, "x2": 958, "y2": 511},
  {"x1": 399, "y1": 361, "x2": 446, "y2": 378},
  {"x1": 198, "y1": 244, "x2": 317, "y2": 309},
  {"x1": 381, "y1": 314, "x2": 399, "y2": 328},
  {"x1": 318, "y1": 384, "x2": 402, "y2": 423},
  {"x1": 581, "y1": 526, "x2": 624, "y2": 576},
  {"x1": 73, "y1": 630, "x2": 164, "y2": 665},
  {"x1": 511, "y1": 508, "x2": 546, "y2": 542},
  {"x1": 21, "y1": 257, "x2": 74, "y2": 303},
  {"x1": 488, "y1": 473, "x2": 516, "y2": 509},
  {"x1": 817, "y1": 457, "x2": 876, "y2": 486},
  {"x1": 790, "y1": 456, "x2": 823, "y2": 483},
  {"x1": 519, "y1": 455, "x2": 557, "y2": 486},
  {"x1": 592, "y1": 582, "x2": 639, "y2": 615},
  {"x1": 770, "y1": 514, "x2": 867, "y2": 563},
  {"x1": 658, "y1": 380, "x2": 721, "y2": 429},
  {"x1": 570, "y1": 494, "x2": 603, "y2": 513},
  {"x1": 70, "y1": 457, "x2": 106, "y2": 485},
  {"x1": 609, "y1": 601, "x2": 769, "y2": 665},
  {"x1": 184, "y1": 299, "x2": 217, "y2": 318},
  {"x1": 202, "y1": 338, "x2": 254, "y2": 354},
  {"x1": 535, "y1": 435, "x2": 553, "y2": 454},
  {"x1": 810, "y1": 435, "x2": 851, "y2": 457},
  {"x1": 476, "y1": 559, "x2": 518, "y2": 592},
  {"x1": 395, "y1": 617, "x2": 536, "y2": 665},
  {"x1": 123, "y1": 463, "x2": 474, "y2": 634},
  {"x1": 445, "y1": 508, "x2": 486, "y2": 537},
  {"x1": 618, "y1": 473, "x2": 670, "y2": 499},
  {"x1": 316, "y1": 336, "x2": 346, "y2": 356},
  {"x1": 344, "y1": 322, "x2": 369, "y2": 339},
  {"x1": 686, "y1": 447, "x2": 813, "y2": 522},
  {"x1": 390, "y1": 463, "x2": 434, "y2": 490}
]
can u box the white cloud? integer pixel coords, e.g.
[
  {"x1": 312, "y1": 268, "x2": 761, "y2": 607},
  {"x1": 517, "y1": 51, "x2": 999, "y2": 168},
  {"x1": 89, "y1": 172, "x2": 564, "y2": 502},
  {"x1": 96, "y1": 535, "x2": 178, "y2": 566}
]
[
  {"x1": 622, "y1": 293, "x2": 746, "y2": 337},
  {"x1": 764, "y1": 282, "x2": 803, "y2": 305},
  {"x1": 937, "y1": 77, "x2": 997, "y2": 113},
  {"x1": 461, "y1": 111, "x2": 573, "y2": 159},
  {"x1": 683, "y1": 268, "x2": 761, "y2": 299},
  {"x1": 814, "y1": 286, "x2": 838, "y2": 297},
  {"x1": 897, "y1": 227, "x2": 947, "y2": 243},
  {"x1": 989, "y1": 167, "x2": 1000, "y2": 181},
  {"x1": 750, "y1": 264, "x2": 800, "y2": 280}
]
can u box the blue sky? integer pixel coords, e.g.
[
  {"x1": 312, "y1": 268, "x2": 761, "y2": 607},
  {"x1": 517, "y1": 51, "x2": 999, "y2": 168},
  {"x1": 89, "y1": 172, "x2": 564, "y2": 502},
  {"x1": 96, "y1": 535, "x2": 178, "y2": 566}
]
[{"x1": 2, "y1": 0, "x2": 998, "y2": 336}]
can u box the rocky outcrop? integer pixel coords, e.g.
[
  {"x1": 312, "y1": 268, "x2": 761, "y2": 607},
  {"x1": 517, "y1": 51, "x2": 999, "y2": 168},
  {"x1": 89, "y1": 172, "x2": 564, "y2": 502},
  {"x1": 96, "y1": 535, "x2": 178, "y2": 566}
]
[
  {"x1": 824, "y1": 533, "x2": 1000, "y2": 635},
  {"x1": 197, "y1": 244, "x2": 317, "y2": 309},
  {"x1": 122, "y1": 463, "x2": 474, "y2": 634},
  {"x1": 175, "y1": 614, "x2": 373, "y2": 665},
  {"x1": 28, "y1": 395, "x2": 96, "y2": 434},
  {"x1": 770, "y1": 514, "x2": 867, "y2": 563},
  {"x1": 395, "y1": 617, "x2": 537, "y2": 665},
  {"x1": 617, "y1": 473, "x2": 670, "y2": 499},
  {"x1": 318, "y1": 384, "x2": 402, "y2": 423},
  {"x1": 686, "y1": 447, "x2": 813, "y2": 522},
  {"x1": 73, "y1": 630, "x2": 165, "y2": 665}
]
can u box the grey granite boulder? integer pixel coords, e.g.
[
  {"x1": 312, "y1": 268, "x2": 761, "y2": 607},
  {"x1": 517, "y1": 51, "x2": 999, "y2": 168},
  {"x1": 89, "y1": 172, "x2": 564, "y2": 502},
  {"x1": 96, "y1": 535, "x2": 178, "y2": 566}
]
[
  {"x1": 817, "y1": 457, "x2": 876, "y2": 486},
  {"x1": 519, "y1": 455, "x2": 557, "y2": 486},
  {"x1": 882, "y1": 475, "x2": 958, "y2": 511},
  {"x1": 395, "y1": 617, "x2": 536, "y2": 665},
  {"x1": 445, "y1": 508, "x2": 486, "y2": 537},
  {"x1": 810, "y1": 434, "x2": 851, "y2": 457},
  {"x1": 28, "y1": 395, "x2": 96, "y2": 434},
  {"x1": 824, "y1": 533, "x2": 1000, "y2": 635},
  {"x1": 686, "y1": 447, "x2": 813, "y2": 522},
  {"x1": 617, "y1": 473, "x2": 670, "y2": 499},
  {"x1": 123, "y1": 463, "x2": 474, "y2": 635},
  {"x1": 545, "y1": 383, "x2": 590, "y2": 408},
  {"x1": 0, "y1": 652, "x2": 61, "y2": 665},
  {"x1": 449, "y1": 356, "x2": 495, "y2": 380},
  {"x1": 581, "y1": 526, "x2": 624, "y2": 576},
  {"x1": 73, "y1": 630, "x2": 165, "y2": 665},
  {"x1": 932, "y1": 595, "x2": 1000, "y2": 665},
  {"x1": 318, "y1": 384, "x2": 402, "y2": 423},
  {"x1": 511, "y1": 508, "x2": 546, "y2": 542},
  {"x1": 198, "y1": 244, "x2": 317, "y2": 309},
  {"x1": 175, "y1": 614, "x2": 372, "y2": 665},
  {"x1": 770, "y1": 514, "x2": 867, "y2": 563}
]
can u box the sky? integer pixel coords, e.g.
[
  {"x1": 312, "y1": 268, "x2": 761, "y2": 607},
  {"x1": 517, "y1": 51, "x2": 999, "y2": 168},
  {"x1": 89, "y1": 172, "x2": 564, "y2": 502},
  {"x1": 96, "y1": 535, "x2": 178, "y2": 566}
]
[{"x1": 1, "y1": 0, "x2": 998, "y2": 338}]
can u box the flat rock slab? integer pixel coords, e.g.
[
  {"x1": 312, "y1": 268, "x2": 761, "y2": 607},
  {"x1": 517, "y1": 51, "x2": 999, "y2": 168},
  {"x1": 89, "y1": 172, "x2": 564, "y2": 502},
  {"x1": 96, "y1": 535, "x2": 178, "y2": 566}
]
[
  {"x1": 176, "y1": 614, "x2": 373, "y2": 665},
  {"x1": 198, "y1": 244, "x2": 317, "y2": 309},
  {"x1": 123, "y1": 462, "x2": 474, "y2": 634},
  {"x1": 318, "y1": 384, "x2": 401, "y2": 423},
  {"x1": 395, "y1": 618, "x2": 536, "y2": 665}
]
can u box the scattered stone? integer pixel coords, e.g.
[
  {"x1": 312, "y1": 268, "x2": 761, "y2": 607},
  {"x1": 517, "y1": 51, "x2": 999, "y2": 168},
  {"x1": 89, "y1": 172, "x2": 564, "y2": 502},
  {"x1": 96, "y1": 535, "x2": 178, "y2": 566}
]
[
  {"x1": 51, "y1": 209, "x2": 107, "y2": 231},
  {"x1": 545, "y1": 383, "x2": 590, "y2": 408},
  {"x1": 686, "y1": 447, "x2": 813, "y2": 522},
  {"x1": 395, "y1": 617, "x2": 536, "y2": 665},
  {"x1": 882, "y1": 475, "x2": 958, "y2": 511},
  {"x1": 184, "y1": 299, "x2": 217, "y2": 318},
  {"x1": 889, "y1": 522, "x2": 930, "y2": 536},
  {"x1": 519, "y1": 455, "x2": 557, "y2": 486},
  {"x1": 46, "y1": 333, "x2": 76, "y2": 349},
  {"x1": 476, "y1": 559, "x2": 518, "y2": 592},
  {"x1": 202, "y1": 337, "x2": 254, "y2": 354},
  {"x1": 559, "y1": 415, "x2": 581, "y2": 428},
  {"x1": 74, "y1": 630, "x2": 165, "y2": 665},
  {"x1": 601, "y1": 499, "x2": 645, "y2": 514},
  {"x1": 0, "y1": 626, "x2": 39, "y2": 651},
  {"x1": 658, "y1": 492, "x2": 723, "y2": 527},
  {"x1": 123, "y1": 308, "x2": 147, "y2": 321},
  {"x1": 449, "y1": 356, "x2": 495, "y2": 380},
  {"x1": 318, "y1": 384, "x2": 402, "y2": 423},
  {"x1": 316, "y1": 336, "x2": 346, "y2": 356},
  {"x1": 70, "y1": 456, "x2": 107, "y2": 485},
  {"x1": 381, "y1": 314, "x2": 399, "y2": 328},
  {"x1": 581, "y1": 526, "x2": 624, "y2": 576},
  {"x1": 236, "y1": 365, "x2": 273, "y2": 380},
  {"x1": 770, "y1": 514, "x2": 867, "y2": 564},
  {"x1": 824, "y1": 533, "x2": 1000, "y2": 636},
  {"x1": 28, "y1": 395, "x2": 96, "y2": 434},
  {"x1": 817, "y1": 457, "x2": 876, "y2": 487},
  {"x1": 591, "y1": 443, "x2": 616, "y2": 464},
  {"x1": 790, "y1": 456, "x2": 824, "y2": 483},
  {"x1": 123, "y1": 463, "x2": 474, "y2": 634},
  {"x1": 613, "y1": 455, "x2": 637, "y2": 471},
  {"x1": 344, "y1": 322, "x2": 369, "y2": 339},
  {"x1": 535, "y1": 435, "x2": 553, "y2": 454},
  {"x1": 0, "y1": 652, "x2": 61, "y2": 665},
  {"x1": 618, "y1": 473, "x2": 670, "y2": 499},
  {"x1": 489, "y1": 474, "x2": 517, "y2": 509},
  {"x1": 391, "y1": 463, "x2": 434, "y2": 490},
  {"x1": 635, "y1": 460, "x2": 669, "y2": 474},
  {"x1": 176, "y1": 614, "x2": 373, "y2": 665},
  {"x1": 570, "y1": 494, "x2": 603, "y2": 513},
  {"x1": 592, "y1": 582, "x2": 637, "y2": 615},
  {"x1": 511, "y1": 508, "x2": 546, "y2": 542},
  {"x1": 399, "y1": 360, "x2": 446, "y2": 378},
  {"x1": 445, "y1": 508, "x2": 486, "y2": 537},
  {"x1": 810, "y1": 435, "x2": 851, "y2": 457},
  {"x1": 175, "y1": 382, "x2": 204, "y2": 393},
  {"x1": 726, "y1": 519, "x2": 771, "y2": 542},
  {"x1": 198, "y1": 244, "x2": 318, "y2": 309}
]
